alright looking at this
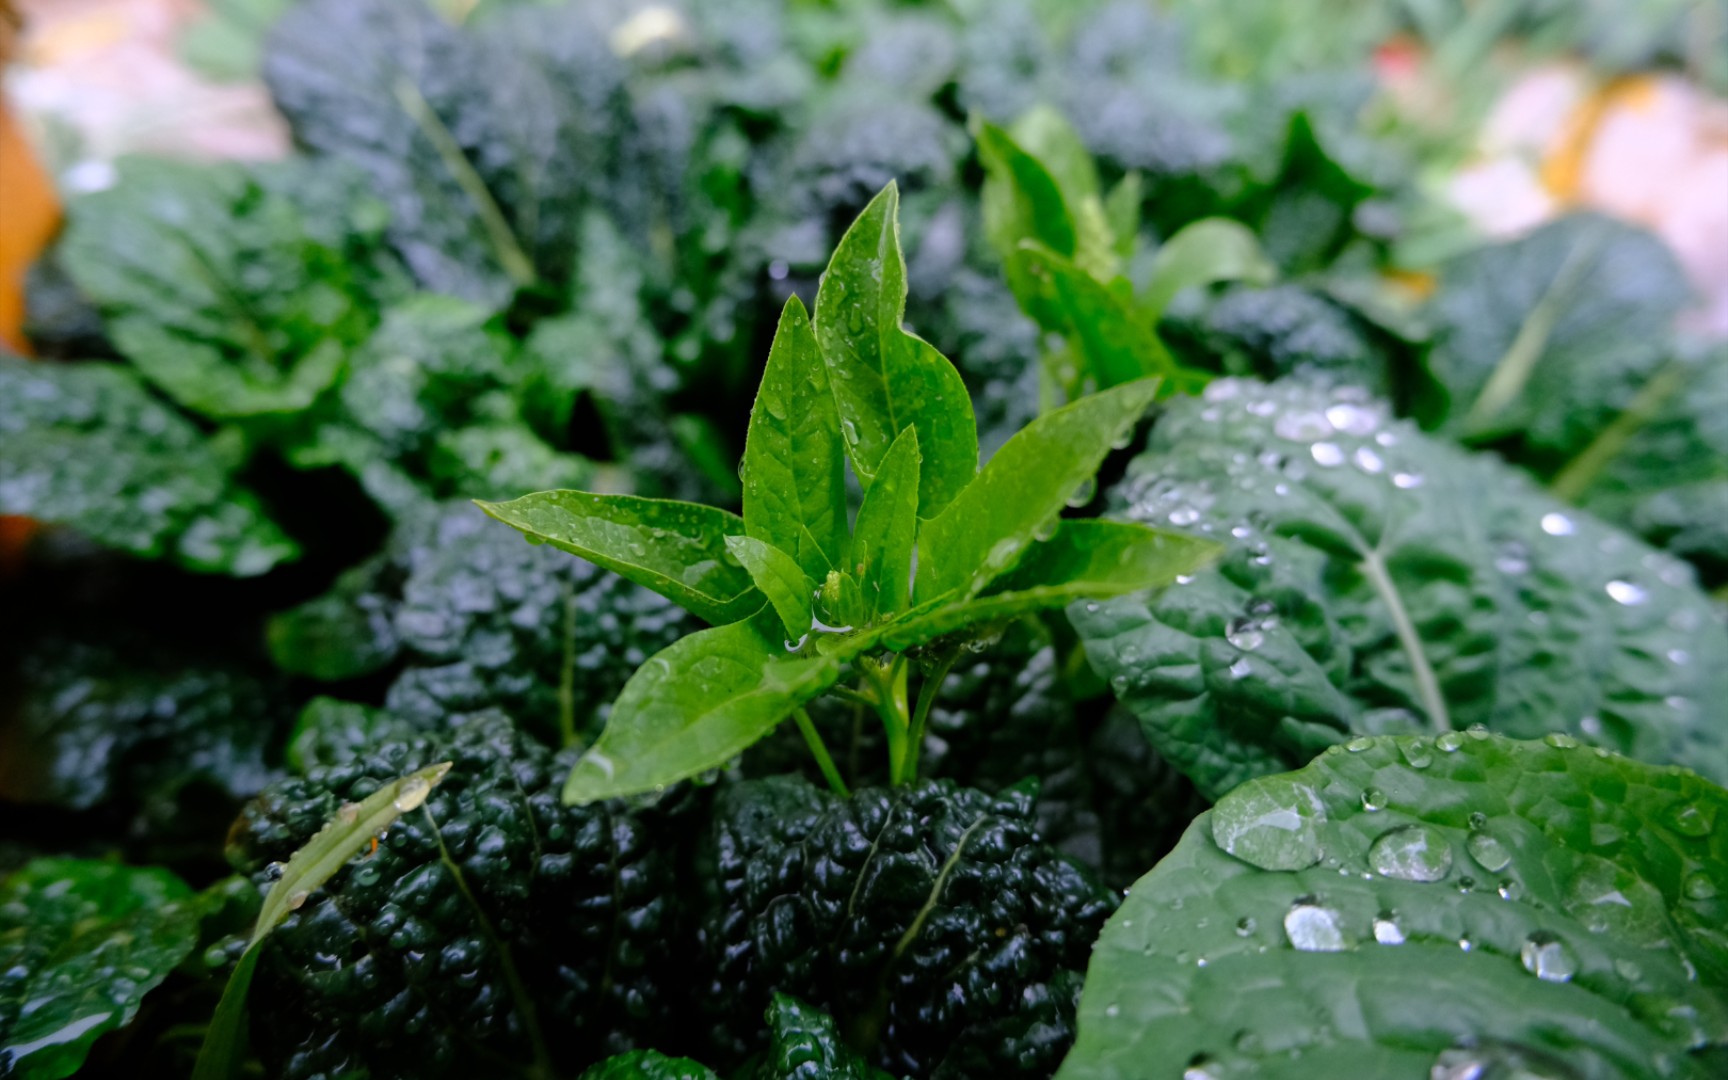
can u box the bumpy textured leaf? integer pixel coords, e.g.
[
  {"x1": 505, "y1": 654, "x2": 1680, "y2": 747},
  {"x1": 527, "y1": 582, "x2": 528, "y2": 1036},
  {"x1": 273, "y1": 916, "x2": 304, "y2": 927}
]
[
  {"x1": 917, "y1": 377, "x2": 1162, "y2": 602},
  {"x1": 264, "y1": 0, "x2": 618, "y2": 303},
  {"x1": 0, "y1": 860, "x2": 199, "y2": 1080},
  {"x1": 1071, "y1": 379, "x2": 1728, "y2": 800},
  {"x1": 1424, "y1": 213, "x2": 1692, "y2": 456},
  {"x1": 814, "y1": 183, "x2": 977, "y2": 516},
  {"x1": 57, "y1": 156, "x2": 402, "y2": 418},
  {"x1": 742, "y1": 297, "x2": 848, "y2": 580},
  {"x1": 581, "y1": 1051, "x2": 716, "y2": 1080},
  {"x1": 1060, "y1": 732, "x2": 1728, "y2": 1079},
  {"x1": 743, "y1": 995, "x2": 889, "y2": 1080},
  {"x1": 478, "y1": 492, "x2": 760, "y2": 626},
  {"x1": 0, "y1": 357, "x2": 296, "y2": 575}
]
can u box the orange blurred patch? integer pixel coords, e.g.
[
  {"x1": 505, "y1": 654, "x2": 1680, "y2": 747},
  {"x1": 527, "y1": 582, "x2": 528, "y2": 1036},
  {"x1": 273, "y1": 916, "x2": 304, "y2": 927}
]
[
  {"x1": 1540, "y1": 75, "x2": 1657, "y2": 204},
  {"x1": 1, "y1": 84, "x2": 56, "y2": 573}
]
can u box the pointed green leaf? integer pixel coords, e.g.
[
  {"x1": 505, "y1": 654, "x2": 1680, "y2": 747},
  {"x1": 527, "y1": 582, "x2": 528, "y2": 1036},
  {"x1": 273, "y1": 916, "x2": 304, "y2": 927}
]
[
  {"x1": 814, "y1": 183, "x2": 977, "y2": 517},
  {"x1": 880, "y1": 521, "x2": 1219, "y2": 649},
  {"x1": 848, "y1": 425, "x2": 921, "y2": 622},
  {"x1": 725, "y1": 536, "x2": 815, "y2": 641},
  {"x1": 743, "y1": 296, "x2": 849, "y2": 579},
  {"x1": 1104, "y1": 171, "x2": 1142, "y2": 259},
  {"x1": 1141, "y1": 217, "x2": 1278, "y2": 320},
  {"x1": 1012, "y1": 242, "x2": 1191, "y2": 390},
  {"x1": 916, "y1": 378, "x2": 1164, "y2": 603},
  {"x1": 564, "y1": 608, "x2": 855, "y2": 803},
  {"x1": 977, "y1": 118, "x2": 1077, "y2": 265},
  {"x1": 478, "y1": 493, "x2": 760, "y2": 625}
]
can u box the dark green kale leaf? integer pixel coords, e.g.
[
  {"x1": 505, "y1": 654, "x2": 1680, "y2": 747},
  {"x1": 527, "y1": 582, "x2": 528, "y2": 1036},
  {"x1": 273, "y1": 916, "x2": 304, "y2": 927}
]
[
  {"x1": 57, "y1": 156, "x2": 405, "y2": 419},
  {"x1": 1160, "y1": 281, "x2": 1395, "y2": 392},
  {"x1": 580, "y1": 1050, "x2": 718, "y2": 1080},
  {"x1": 264, "y1": 0, "x2": 612, "y2": 305},
  {"x1": 20, "y1": 251, "x2": 113, "y2": 361},
  {"x1": 1061, "y1": 732, "x2": 1728, "y2": 1079},
  {"x1": 1561, "y1": 344, "x2": 1728, "y2": 580},
  {"x1": 227, "y1": 709, "x2": 703, "y2": 1079},
  {"x1": 269, "y1": 502, "x2": 698, "y2": 748},
  {"x1": 0, "y1": 356, "x2": 296, "y2": 576},
  {"x1": 0, "y1": 860, "x2": 200, "y2": 1080},
  {"x1": 699, "y1": 776, "x2": 1116, "y2": 1077},
  {"x1": 1070, "y1": 378, "x2": 1728, "y2": 801},
  {"x1": 742, "y1": 994, "x2": 891, "y2": 1080},
  {"x1": 1421, "y1": 213, "x2": 1692, "y2": 462},
  {"x1": 0, "y1": 630, "x2": 287, "y2": 838}
]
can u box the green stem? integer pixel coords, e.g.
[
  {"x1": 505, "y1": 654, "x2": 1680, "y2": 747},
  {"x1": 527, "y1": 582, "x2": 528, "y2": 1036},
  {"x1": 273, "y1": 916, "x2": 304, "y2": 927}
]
[
  {"x1": 897, "y1": 653, "x2": 958, "y2": 785},
  {"x1": 794, "y1": 708, "x2": 850, "y2": 798},
  {"x1": 860, "y1": 657, "x2": 911, "y2": 779},
  {"x1": 1550, "y1": 361, "x2": 1688, "y2": 501},
  {"x1": 1463, "y1": 234, "x2": 1599, "y2": 436},
  {"x1": 1360, "y1": 548, "x2": 1450, "y2": 733}
]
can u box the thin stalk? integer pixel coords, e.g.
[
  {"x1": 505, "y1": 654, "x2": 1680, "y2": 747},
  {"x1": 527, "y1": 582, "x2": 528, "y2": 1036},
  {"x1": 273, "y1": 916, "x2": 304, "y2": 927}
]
[
  {"x1": 794, "y1": 708, "x2": 850, "y2": 798},
  {"x1": 1464, "y1": 234, "x2": 1599, "y2": 436},
  {"x1": 896, "y1": 653, "x2": 958, "y2": 785},
  {"x1": 1550, "y1": 360, "x2": 1688, "y2": 501},
  {"x1": 1360, "y1": 548, "x2": 1450, "y2": 732}
]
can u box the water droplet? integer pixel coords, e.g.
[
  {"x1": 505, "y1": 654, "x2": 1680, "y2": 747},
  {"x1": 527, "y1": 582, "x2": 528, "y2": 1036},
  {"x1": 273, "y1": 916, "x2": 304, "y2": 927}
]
[
  {"x1": 1457, "y1": 936, "x2": 1473, "y2": 951},
  {"x1": 1392, "y1": 472, "x2": 1423, "y2": 489},
  {"x1": 1175, "y1": 574, "x2": 1195, "y2": 585},
  {"x1": 1353, "y1": 446, "x2": 1385, "y2": 474},
  {"x1": 1520, "y1": 932, "x2": 1577, "y2": 982},
  {"x1": 587, "y1": 752, "x2": 616, "y2": 780},
  {"x1": 1104, "y1": 1004, "x2": 1120, "y2": 1018},
  {"x1": 1466, "y1": 831, "x2": 1511, "y2": 872},
  {"x1": 393, "y1": 775, "x2": 432, "y2": 813},
  {"x1": 1211, "y1": 777, "x2": 1328, "y2": 871},
  {"x1": 1169, "y1": 507, "x2": 1201, "y2": 526},
  {"x1": 1605, "y1": 580, "x2": 1647, "y2": 606},
  {"x1": 1284, "y1": 900, "x2": 1349, "y2": 952},
  {"x1": 1370, "y1": 824, "x2": 1454, "y2": 882},
  {"x1": 1669, "y1": 803, "x2": 1713, "y2": 838},
  {"x1": 1667, "y1": 649, "x2": 1690, "y2": 666},
  {"x1": 1436, "y1": 732, "x2": 1465, "y2": 752},
  {"x1": 1066, "y1": 475, "x2": 1098, "y2": 508},
  {"x1": 1543, "y1": 733, "x2": 1578, "y2": 749},
  {"x1": 1346, "y1": 736, "x2": 1375, "y2": 753},
  {"x1": 1183, "y1": 1062, "x2": 1222, "y2": 1080},
  {"x1": 1033, "y1": 517, "x2": 1059, "y2": 542},
  {"x1": 1310, "y1": 441, "x2": 1345, "y2": 467},
  {"x1": 1228, "y1": 658, "x2": 1252, "y2": 679},
  {"x1": 1400, "y1": 739, "x2": 1433, "y2": 769},
  {"x1": 1498, "y1": 880, "x2": 1523, "y2": 901},
  {"x1": 1540, "y1": 513, "x2": 1576, "y2": 536},
  {"x1": 1373, "y1": 912, "x2": 1406, "y2": 944},
  {"x1": 1235, "y1": 916, "x2": 1256, "y2": 937},
  {"x1": 1683, "y1": 872, "x2": 1717, "y2": 900},
  {"x1": 1275, "y1": 411, "x2": 1334, "y2": 441},
  {"x1": 1361, "y1": 788, "x2": 1387, "y2": 812},
  {"x1": 1226, "y1": 617, "x2": 1265, "y2": 651},
  {"x1": 287, "y1": 890, "x2": 309, "y2": 911}
]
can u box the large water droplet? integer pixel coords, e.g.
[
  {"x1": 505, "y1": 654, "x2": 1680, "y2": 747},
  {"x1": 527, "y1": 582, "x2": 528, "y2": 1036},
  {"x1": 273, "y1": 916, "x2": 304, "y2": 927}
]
[
  {"x1": 1540, "y1": 513, "x2": 1576, "y2": 537},
  {"x1": 1353, "y1": 446, "x2": 1385, "y2": 474},
  {"x1": 1310, "y1": 441, "x2": 1345, "y2": 467},
  {"x1": 1436, "y1": 732, "x2": 1465, "y2": 752},
  {"x1": 1275, "y1": 411, "x2": 1333, "y2": 441},
  {"x1": 1400, "y1": 739, "x2": 1433, "y2": 769},
  {"x1": 1392, "y1": 472, "x2": 1424, "y2": 489},
  {"x1": 1684, "y1": 872, "x2": 1718, "y2": 900},
  {"x1": 1369, "y1": 824, "x2": 1454, "y2": 882},
  {"x1": 1466, "y1": 831, "x2": 1512, "y2": 873},
  {"x1": 1066, "y1": 475, "x2": 1098, "y2": 508},
  {"x1": 1605, "y1": 580, "x2": 1647, "y2": 606},
  {"x1": 1361, "y1": 788, "x2": 1387, "y2": 812},
  {"x1": 1226, "y1": 617, "x2": 1264, "y2": 651},
  {"x1": 1325, "y1": 403, "x2": 1378, "y2": 436},
  {"x1": 1669, "y1": 803, "x2": 1714, "y2": 838},
  {"x1": 1169, "y1": 507, "x2": 1201, "y2": 526},
  {"x1": 1373, "y1": 911, "x2": 1406, "y2": 944},
  {"x1": 1284, "y1": 899, "x2": 1349, "y2": 951},
  {"x1": 1543, "y1": 733, "x2": 1578, "y2": 749},
  {"x1": 1520, "y1": 932, "x2": 1577, "y2": 982},
  {"x1": 1211, "y1": 777, "x2": 1328, "y2": 871},
  {"x1": 1565, "y1": 855, "x2": 1666, "y2": 943}
]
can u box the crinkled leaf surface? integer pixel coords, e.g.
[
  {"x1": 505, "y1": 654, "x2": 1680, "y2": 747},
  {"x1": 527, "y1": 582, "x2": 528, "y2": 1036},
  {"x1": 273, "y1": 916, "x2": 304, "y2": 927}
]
[
  {"x1": 814, "y1": 183, "x2": 977, "y2": 517},
  {"x1": 0, "y1": 860, "x2": 199, "y2": 1080},
  {"x1": 0, "y1": 357, "x2": 296, "y2": 575},
  {"x1": 1071, "y1": 379, "x2": 1728, "y2": 801},
  {"x1": 478, "y1": 492, "x2": 759, "y2": 626},
  {"x1": 580, "y1": 1051, "x2": 716, "y2": 1080},
  {"x1": 58, "y1": 156, "x2": 402, "y2": 418},
  {"x1": 1059, "y1": 732, "x2": 1728, "y2": 1080},
  {"x1": 1423, "y1": 213, "x2": 1691, "y2": 455}
]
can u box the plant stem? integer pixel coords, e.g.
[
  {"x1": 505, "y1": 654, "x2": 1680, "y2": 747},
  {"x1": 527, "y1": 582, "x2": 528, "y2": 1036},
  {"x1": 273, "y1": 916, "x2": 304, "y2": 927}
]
[
  {"x1": 794, "y1": 707, "x2": 850, "y2": 798},
  {"x1": 897, "y1": 652, "x2": 958, "y2": 785},
  {"x1": 1550, "y1": 360, "x2": 1687, "y2": 501}
]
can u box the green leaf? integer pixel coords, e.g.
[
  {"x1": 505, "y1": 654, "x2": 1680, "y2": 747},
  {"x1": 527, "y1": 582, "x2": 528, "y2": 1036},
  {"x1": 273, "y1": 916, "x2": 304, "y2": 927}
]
[
  {"x1": 1141, "y1": 217, "x2": 1278, "y2": 320},
  {"x1": 916, "y1": 377, "x2": 1163, "y2": 603},
  {"x1": 1059, "y1": 732, "x2": 1728, "y2": 1080},
  {"x1": 0, "y1": 356, "x2": 298, "y2": 576},
  {"x1": 743, "y1": 296, "x2": 848, "y2": 580},
  {"x1": 194, "y1": 761, "x2": 453, "y2": 1080},
  {"x1": 977, "y1": 118, "x2": 1078, "y2": 266},
  {"x1": 1070, "y1": 379, "x2": 1728, "y2": 801},
  {"x1": 725, "y1": 537, "x2": 815, "y2": 641},
  {"x1": 580, "y1": 1050, "x2": 718, "y2": 1080},
  {"x1": 1103, "y1": 171, "x2": 1142, "y2": 260},
  {"x1": 478, "y1": 493, "x2": 760, "y2": 625},
  {"x1": 564, "y1": 609, "x2": 853, "y2": 803},
  {"x1": 1013, "y1": 243, "x2": 1176, "y2": 389},
  {"x1": 58, "y1": 157, "x2": 402, "y2": 418},
  {"x1": 848, "y1": 425, "x2": 921, "y2": 622},
  {"x1": 1424, "y1": 213, "x2": 1690, "y2": 452},
  {"x1": 813, "y1": 183, "x2": 978, "y2": 517},
  {"x1": 0, "y1": 860, "x2": 199, "y2": 1080},
  {"x1": 746, "y1": 994, "x2": 891, "y2": 1080}
]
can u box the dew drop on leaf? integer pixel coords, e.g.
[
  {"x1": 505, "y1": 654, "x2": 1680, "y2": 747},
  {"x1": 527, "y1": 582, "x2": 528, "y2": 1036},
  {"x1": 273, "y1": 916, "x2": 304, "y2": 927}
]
[
  {"x1": 1684, "y1": 872, "x2": 1718, "y2": 900},
  {"x1": 1369, "y1": 824, "x2": 1454, "y2": 882},
  {"x1": 1360, "y1": 788, "x2": 1387, "y2": 812},
  {"x1": 393, "y1": 775, "x2": 432, "y2": 812},
  {"x1": 1669, "y1": 803, "x2": 1713, "y2": 838},
  {"x1": 1605, "y1": 580, "x2": 1647, "y2": 606},
  {"x1": 1372, "y1": 912, "x2": 1405, "y2": 944},
  {"x1": 1520, "y1": 932, "x2": 1577, "y2": 982},
  {"x1": 1283, "y1": 899, "x2": 1349, "y2": 952},
  {"x1": 1540, "y1": 512, "x2": 1576, "y2": 536},
  {"x1": 1436, "y1": 732, "x2": 1465, "y2": 752},
  {"x1": 1466, "y1": 831, "x2": 1512, "y2": 873},
  {"x1": 1210, "y1": 777, "x2": 1327, "y2": 871},
  {"x1": 1310, "y1": 442, "x2": 1345, "y2": 467}
]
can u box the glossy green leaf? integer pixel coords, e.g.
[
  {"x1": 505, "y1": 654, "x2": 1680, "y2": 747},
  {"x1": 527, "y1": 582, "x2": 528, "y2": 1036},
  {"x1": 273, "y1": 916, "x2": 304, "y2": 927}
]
[
  {"x1": 742, "y1": 296, "x2": 848, "y2": 580},
  {"x1": 725, "y1": 536, "x2": 815, "y2": 641},
  {"x1": 1060, "y1": 732, "x2": 1728, "y2": 1080},
  {"x1": 564, "y1": 608, "x2": 854, "y2": 803},
  {"x1": 193, "y1": 761, "x2": 453, "y2": 1080},
  {"x1": 0, "y1": 356, "x2": 298, "y2": 576},
  {"x1": 977, "y1": 118, "x2": 1078, "y2": 265},
  {"x1": 580, "y1": 1050, "x2": 717, "y2": 1080},
  {"x1": 813, "y1": 183, "x2": 977, "y2": 517},
  {"x1": 1141, "y1": 217, "x2": 1279, "y2": 319},
  {"x1": 1071, "y1": 379, "x2": 1728, "y2": 801},
  {"x1": 478, "y1": 493, "x2": 759, "y2": 625},
  {"x1": 882, "y1": 521, "x2": 1219, "y2": 650},
  {"x1": 0, "y1": 860, "x2": 199, "y2": 1080},
  {"x1": 847, "y1": 425, "x2": 921, "y2": 622},
  {"x1": 916, "y1": 377, "x2": 1163, "y2": 603}
]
